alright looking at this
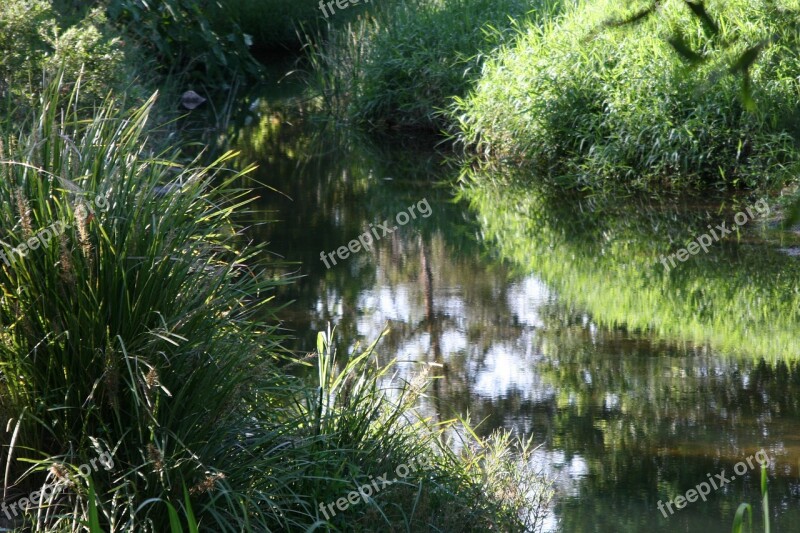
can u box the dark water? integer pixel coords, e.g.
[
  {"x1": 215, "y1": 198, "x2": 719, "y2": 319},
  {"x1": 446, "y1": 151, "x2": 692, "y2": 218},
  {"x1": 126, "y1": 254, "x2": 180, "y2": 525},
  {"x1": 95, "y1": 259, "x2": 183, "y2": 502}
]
[{"x1": 225, "y1": 79, "x2": 800, "y2": 532}]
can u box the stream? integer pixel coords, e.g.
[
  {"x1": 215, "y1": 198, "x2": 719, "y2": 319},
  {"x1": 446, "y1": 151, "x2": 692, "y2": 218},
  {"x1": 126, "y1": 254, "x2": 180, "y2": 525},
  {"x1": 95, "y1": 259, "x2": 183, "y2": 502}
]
[{"x1": 223, "y1": 72, "x2": 800, "y2": 533}]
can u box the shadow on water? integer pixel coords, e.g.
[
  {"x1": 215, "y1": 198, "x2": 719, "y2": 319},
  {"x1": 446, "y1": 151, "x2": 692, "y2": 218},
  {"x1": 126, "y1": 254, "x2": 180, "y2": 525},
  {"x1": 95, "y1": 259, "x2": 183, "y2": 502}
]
[{"x1": 225, "y1": 82, "x2": 800, "y2": 532}]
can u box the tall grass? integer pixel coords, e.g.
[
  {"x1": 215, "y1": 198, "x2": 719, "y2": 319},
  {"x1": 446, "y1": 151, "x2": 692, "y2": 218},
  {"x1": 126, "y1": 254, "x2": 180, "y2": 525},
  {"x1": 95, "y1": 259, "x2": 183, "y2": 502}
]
[
  {"x1": 0, "y1": 75, "x2": 290, "y2": 531},
  {"x1": 453, "y1": 0, "x2": 800, "y2": 188},
  {"x1": 305, "y1": 0, "x2": 560, "y2": 131},
  {"x1": 0, "y1": 79, "x2": 552, "y2": 532}
]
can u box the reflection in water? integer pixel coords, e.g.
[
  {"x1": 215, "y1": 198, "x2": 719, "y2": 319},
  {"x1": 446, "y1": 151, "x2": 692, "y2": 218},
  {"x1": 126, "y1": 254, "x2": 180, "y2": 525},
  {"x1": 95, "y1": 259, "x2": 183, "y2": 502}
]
[{"x1": 228, "y1": 88, "x2": 800, "y2": 532}]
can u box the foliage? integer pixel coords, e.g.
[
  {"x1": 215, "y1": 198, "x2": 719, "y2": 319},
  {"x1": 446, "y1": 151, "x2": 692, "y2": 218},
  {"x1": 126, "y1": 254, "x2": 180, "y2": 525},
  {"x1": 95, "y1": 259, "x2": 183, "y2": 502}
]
[
  {"x1": 0, "y1": 78, "x2": 286, "y2": 531},
  {"x1": 299, "y1": 326, "x2": 554, "y2": 532},
  {"x1": 0, "y1": 1, "x2": 138, "y2": 113},
  {"x1": 0, "y1": 0, "x2": 52, "y2": 101},
  {"x1": 732, "y1": 465, "x2": 770, "y2": 533},
  {"x1": 0, "y1": 81, "x2": 551, "y2": 532},
  {"x1": 306, "y1": 0, "x2": 560, "y2": 131},
  {"x1": 453, "y1": 0, "x2": 800, "y2": 188},
  {"x1": 105, "y1": 0, "x2": 263, "y2": 85}
]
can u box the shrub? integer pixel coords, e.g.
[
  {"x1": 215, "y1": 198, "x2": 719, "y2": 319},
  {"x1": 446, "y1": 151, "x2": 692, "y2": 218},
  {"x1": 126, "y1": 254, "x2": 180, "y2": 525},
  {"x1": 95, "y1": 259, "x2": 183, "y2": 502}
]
[
  {"x1": 0, "y1": 1, "x2": 137, "y2": 114},
  {"x1": 453, "y1": 0, "x2": 800, "y2": 188},
  {"x1": 0, "y1": 0, "x2": 53, "y2": 100}
]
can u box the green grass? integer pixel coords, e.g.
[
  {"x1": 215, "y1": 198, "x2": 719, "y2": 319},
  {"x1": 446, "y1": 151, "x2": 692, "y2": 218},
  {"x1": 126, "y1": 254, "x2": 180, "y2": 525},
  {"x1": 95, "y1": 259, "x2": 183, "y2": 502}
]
[
  {"x1": 0, "y1": 80, "x2": 552, "y2": 532},
  {"x1": 732, "y1": 465, "x2": 771, "y2": 533},
  {"x1": 305, "y1": 0, "x2": 560, "y2": 131},
  {"x1": 453, "y1": 0, "x2": 800, "y2": 188}
]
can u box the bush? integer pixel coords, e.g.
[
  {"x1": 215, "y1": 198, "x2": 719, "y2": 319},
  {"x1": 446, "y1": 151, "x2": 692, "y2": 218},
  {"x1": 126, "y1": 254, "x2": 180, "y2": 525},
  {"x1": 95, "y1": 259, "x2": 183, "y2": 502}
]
[
  {"x1": 0, "y1": 1, "x2": 137, "y2": 113},
  {"x1": 453, "y1": 0, "x2": 800, "y2": 188}
]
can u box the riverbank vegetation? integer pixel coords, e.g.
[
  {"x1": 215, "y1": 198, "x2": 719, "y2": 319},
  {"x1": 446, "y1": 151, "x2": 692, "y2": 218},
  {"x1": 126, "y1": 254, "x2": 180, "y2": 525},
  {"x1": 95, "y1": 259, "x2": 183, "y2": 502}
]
[
  {"x1": 310, "y1": 0, "x2": 800, "y2": 194},
  {"x1": 305, "y1": 0, "x2": 559, "y2": 130},
  {"x1": 453, "y1": 0, "x2": 800, "y2": 189},
  {"x1": 0, "y1": 2, "x2": 553, "y2": 532},
  {"x1": 7, "y1": 0, "x2": 800, "y2": 530}
]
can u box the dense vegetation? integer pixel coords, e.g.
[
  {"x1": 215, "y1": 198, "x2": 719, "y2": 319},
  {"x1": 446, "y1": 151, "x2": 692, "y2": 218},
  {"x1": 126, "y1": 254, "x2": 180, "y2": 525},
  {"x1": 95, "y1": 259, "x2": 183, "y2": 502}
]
[
  {"x1": 306, "y1": 0, "x2": 558, "y2": 130},
  {"x1": 311, "y1": 0, "x2": 800, "y2": 194},
  {"x1": 0, "y1": 1, "x2": 552, "y2": 532},
  {"x1": 453, "y1": 0, "x2": 800, "y2": 188},
  {"x1": 5, "y1": 0, "x2": 800, "y2": 530},
  {"x1": 0, "y1": 1, "x2": 143, "y2": 114},
  {"x1": 0, "y1": 0, "x2": 321, "y2": 116}
]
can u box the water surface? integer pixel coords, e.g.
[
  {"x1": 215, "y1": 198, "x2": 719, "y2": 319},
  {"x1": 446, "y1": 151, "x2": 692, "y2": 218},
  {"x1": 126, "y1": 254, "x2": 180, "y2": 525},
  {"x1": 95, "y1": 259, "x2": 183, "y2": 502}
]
[{"x1": 227, "y1": 83, "x2": 800, "y2": 532}]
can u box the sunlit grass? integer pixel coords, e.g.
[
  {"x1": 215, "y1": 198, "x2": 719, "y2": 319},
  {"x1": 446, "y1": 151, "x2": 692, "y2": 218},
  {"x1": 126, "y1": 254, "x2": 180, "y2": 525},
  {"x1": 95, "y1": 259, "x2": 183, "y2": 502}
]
[
  {"x1": 453, "y1": 0, "x2": 800, "y2": 188},
  {"x1": 304, "y1": 0, "x2": 560, "y2": 130}
]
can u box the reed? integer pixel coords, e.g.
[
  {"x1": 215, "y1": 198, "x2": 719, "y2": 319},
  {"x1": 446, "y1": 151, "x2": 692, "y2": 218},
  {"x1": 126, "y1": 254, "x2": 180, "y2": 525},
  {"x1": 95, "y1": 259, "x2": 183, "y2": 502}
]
[
  {"x1": 304, "y1": 0, "x2": 558, "y2": 131},
  {"x1": 0, "y1": 79, "x2": 551, "y2": 532}
]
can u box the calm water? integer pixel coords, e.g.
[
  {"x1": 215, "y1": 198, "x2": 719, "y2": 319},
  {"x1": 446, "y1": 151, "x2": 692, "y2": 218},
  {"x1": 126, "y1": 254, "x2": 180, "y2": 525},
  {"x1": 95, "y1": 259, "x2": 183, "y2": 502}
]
[{"x1": 224, "y1": 79, "x2": 800, "y2": 532}]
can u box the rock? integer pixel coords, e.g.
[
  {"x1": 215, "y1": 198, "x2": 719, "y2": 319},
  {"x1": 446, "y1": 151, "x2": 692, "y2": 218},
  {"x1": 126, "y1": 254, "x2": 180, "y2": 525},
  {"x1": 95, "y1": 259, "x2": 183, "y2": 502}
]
[{"x1": 180, "y1": 90, "x2": 206, "y2": 110}]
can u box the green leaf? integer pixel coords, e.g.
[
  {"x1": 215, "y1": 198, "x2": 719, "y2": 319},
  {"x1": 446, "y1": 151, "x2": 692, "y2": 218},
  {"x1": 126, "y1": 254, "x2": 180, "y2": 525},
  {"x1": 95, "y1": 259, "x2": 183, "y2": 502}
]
[
  {"x1": 761, "y1": 465, "x2": 770, "y2": 533},
  {"x1": 165, "y1": 501, "x2": 185, "y2": 533},
  {"x1": 184, "y1": 484, "x2": 199, "y2": 533},
  {"x1": 87, "y1": 478, "x2": 103, "y2": 533},
  {"x1": 731, "y1": 502, "x2": 752, "y2": 533}
]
